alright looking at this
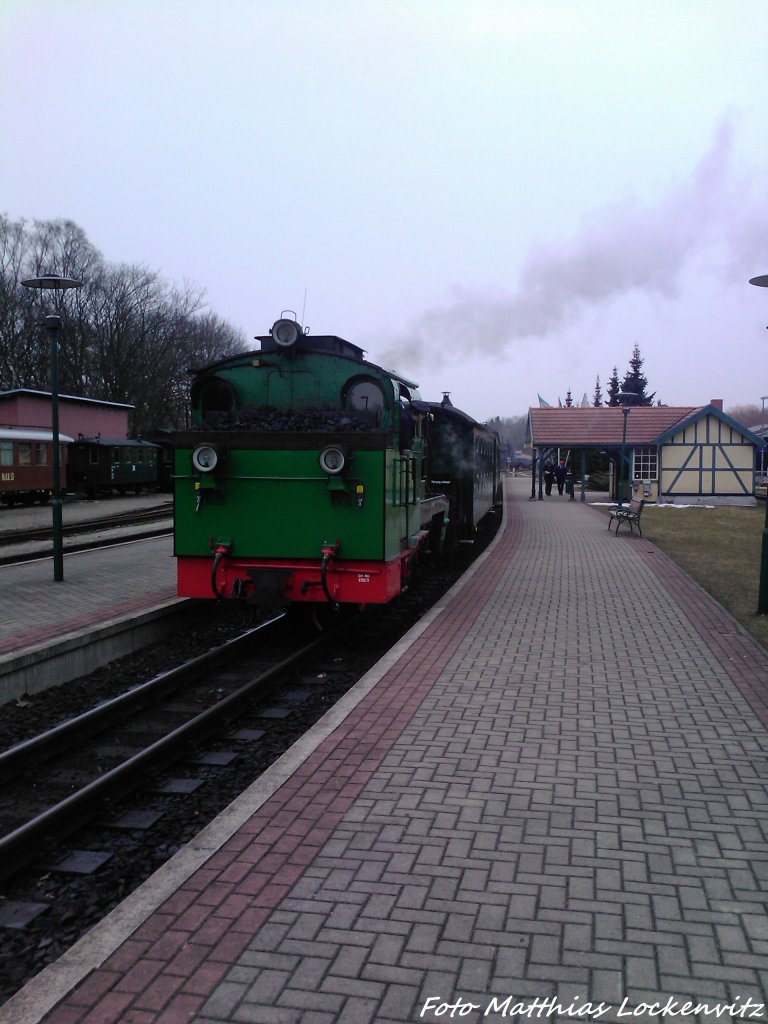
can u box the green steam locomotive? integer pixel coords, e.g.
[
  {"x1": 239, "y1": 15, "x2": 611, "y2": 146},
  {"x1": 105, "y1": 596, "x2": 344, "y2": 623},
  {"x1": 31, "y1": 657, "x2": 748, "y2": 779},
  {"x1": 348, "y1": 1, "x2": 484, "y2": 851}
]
[{"x1": 173, "y1": 317, "x2": 500, "y2": 606}]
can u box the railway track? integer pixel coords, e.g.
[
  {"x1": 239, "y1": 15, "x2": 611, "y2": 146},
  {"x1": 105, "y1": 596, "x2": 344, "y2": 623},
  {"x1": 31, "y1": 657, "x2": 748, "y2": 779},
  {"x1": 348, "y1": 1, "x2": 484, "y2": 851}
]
[
  {"x1": 0, "y1": 611, "x2": 343, "y2": 883},
  {"x1": 0, "y1": 503, "x2": 172, "y2": 547},
  {"x1": 0, "y1": 504, "x2": 173, "y2": 566}
]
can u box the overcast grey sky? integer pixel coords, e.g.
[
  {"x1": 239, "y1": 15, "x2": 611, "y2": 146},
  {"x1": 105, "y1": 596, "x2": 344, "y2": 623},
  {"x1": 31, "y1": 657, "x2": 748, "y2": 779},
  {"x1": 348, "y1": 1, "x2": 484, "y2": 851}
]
[{"x1": 2, "y1": 0, "x2": 767, "y2": 421}]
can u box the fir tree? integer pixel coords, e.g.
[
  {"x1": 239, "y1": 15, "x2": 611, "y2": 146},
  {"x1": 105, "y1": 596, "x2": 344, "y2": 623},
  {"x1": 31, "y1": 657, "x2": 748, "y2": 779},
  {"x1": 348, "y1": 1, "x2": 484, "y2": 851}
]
[
  {"x1": 606, "y1": 366, "x2": 621, "y2": 406},
  {"x1": 593, "y1": 374, "x2": 603, "y2": 408},
  {"x1": 620, "y1": 343, "x2": 656, "y2": 406}
]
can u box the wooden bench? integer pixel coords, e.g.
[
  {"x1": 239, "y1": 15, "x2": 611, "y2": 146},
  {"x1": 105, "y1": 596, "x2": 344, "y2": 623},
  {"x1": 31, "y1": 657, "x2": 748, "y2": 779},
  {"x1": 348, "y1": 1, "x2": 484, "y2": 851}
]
[{"x1": 607, "y1": 498, "x2": 645, "y2": 537}]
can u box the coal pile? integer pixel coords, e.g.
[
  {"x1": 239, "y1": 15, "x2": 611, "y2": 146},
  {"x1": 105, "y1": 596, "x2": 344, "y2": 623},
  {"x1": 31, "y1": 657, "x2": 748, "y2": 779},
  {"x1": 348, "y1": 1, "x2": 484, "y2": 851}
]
[{"x1": 203, "y1": 407, "x2": 379, "y2": 432}]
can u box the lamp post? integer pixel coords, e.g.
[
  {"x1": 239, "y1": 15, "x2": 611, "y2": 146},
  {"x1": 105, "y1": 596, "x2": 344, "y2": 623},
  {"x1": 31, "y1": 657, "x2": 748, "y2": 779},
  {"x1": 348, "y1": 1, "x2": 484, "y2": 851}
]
[
  {"x1": 748, "y1": 276, "x2": 768, "y2": 613},
  {"x1": 761, "y1": 396, "x2": 768, "y2": 485},
  {"x1": 616, "y1": 391, "x2": 632, "y2": 506},
  {"x1": 20, "y1": 274, "x2": 82, "y2": 582}
]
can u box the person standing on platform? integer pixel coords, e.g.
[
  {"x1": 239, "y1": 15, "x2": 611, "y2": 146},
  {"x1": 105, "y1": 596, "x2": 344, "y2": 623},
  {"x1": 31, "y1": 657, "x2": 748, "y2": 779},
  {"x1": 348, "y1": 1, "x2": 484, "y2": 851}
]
[
  {"x1": 543, "y1": 460, "x2": 555, "y2": 496},
  {"x1": 554, "y1": 459, "x2": 567, "y2": 495}
]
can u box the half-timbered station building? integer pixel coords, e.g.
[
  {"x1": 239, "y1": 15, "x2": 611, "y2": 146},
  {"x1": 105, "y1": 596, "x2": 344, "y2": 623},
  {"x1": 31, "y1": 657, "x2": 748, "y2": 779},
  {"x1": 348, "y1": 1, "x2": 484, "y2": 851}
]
[{"x1": 528, "y1": 400, "x2": 762, "y2": 505}]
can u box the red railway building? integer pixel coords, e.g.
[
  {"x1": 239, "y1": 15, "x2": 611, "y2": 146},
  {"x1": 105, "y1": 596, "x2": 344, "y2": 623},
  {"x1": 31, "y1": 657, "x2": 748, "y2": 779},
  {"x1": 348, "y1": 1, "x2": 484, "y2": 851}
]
[{"x1": 0, "y1": 389, "x2": 133, "y2": 439}]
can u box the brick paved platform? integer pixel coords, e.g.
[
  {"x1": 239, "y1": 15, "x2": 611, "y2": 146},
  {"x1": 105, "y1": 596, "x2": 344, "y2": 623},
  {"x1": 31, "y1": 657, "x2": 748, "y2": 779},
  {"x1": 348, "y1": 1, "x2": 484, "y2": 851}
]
[
  {"x1": 3, "y1": 477, "x2": 768, "y2": 1024},
  {"x1": 0, "y1": 535, "x2": 177, "y2": 657}
]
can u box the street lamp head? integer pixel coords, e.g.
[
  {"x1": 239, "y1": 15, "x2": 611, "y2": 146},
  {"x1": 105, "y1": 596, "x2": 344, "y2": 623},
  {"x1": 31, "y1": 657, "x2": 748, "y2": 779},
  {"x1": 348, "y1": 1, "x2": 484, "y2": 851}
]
[{"x1": 21, "y1": 274, "x2": 82, "y2": 291}]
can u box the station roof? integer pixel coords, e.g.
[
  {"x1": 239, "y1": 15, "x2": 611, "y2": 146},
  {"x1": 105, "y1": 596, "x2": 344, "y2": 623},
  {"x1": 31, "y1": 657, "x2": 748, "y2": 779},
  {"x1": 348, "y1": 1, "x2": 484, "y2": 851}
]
[
  {"x1": 0, "y1": 389, "x2": 134, "y2": 410},
  {"x1": 527, "y1": 405, "x2": 763, "y2": 448},
  {"x1": 71, "y1": 437, "x2": 158, "y2": 447},
  {"x1": 0, "y1": 426, "x2": 76, "y2": 443}
]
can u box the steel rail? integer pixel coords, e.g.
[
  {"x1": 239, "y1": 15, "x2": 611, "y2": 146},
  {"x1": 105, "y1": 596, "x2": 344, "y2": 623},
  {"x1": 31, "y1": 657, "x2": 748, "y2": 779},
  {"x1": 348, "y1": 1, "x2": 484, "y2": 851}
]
[
  {"x1": 0, "y1": 617, "x2": 334, "y2": 882},
  {"x1": 0, "y1": 505, "x2": 172, "y2": 548},
  {"x1": 0, "y1": 613, "x2": 286, "y2": 784},
  {"x1": 0, "y1": 527, "x2": 174, "y2": 567}
]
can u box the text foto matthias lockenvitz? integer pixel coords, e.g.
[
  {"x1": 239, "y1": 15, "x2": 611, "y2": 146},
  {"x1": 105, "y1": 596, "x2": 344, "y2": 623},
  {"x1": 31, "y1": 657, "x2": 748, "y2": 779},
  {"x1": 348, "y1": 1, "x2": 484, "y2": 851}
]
[{"x1": 419, "y1": 995, "x2": 766, "y2": 1020}]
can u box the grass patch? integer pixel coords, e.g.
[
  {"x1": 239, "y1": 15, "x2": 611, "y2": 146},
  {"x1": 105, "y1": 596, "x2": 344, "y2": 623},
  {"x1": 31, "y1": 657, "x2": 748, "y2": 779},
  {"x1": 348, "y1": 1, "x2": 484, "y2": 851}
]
[{"x1": 622, "y1": 503, "x2": 768, "y2": 651}]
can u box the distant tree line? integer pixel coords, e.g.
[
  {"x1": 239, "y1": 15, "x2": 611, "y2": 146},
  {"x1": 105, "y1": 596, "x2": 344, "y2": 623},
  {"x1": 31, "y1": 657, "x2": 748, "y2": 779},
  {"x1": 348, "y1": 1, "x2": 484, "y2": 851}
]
[
  {"x1": 723, "y1": 403, "x2": 763, "y2": 428},
  {"x1": 0, "y1": 215, "x2": 246, "y2": 435},
  {"x1": 486, "y1": 414, "x2": 528, "y2": 460}
]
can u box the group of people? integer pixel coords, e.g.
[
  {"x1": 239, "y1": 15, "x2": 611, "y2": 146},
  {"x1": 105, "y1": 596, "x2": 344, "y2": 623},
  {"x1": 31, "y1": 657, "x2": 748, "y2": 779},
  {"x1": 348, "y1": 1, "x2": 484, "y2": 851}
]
[{"x1": 543, "y1": 459, "x2": 568, "y2": 496}]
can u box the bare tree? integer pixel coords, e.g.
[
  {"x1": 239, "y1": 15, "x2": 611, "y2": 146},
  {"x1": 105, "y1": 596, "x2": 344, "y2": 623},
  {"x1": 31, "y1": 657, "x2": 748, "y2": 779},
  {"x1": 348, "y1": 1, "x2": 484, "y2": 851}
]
[
  {"x1": 0, "y1": 214, "x2": 36, "y2": 389},
  {"x1": 26, "y1": 219, "x2": 105, "y2": 397},
  {"x1": 0, "y1": 215, "x2": 245, "y2": 433},
  {"x1": 726, "y1": 403, "x2": 763, "y2": 428}
]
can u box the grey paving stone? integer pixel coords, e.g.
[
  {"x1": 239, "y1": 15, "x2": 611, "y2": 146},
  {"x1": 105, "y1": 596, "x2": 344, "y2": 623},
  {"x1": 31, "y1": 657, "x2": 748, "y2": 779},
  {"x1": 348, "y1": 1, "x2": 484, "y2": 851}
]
[
  {"x1": 334, "y1": 996, "x2": 380, "y2": 1024},
  {"x1": 363, "y1": 962, "x2": 425, "y2": 986},
  {"x1": 275, "y1": 989, "x2": 345, "y2": 1014},
  {"x1": 199, "y1": 981, "x2": 249, "y2": 1018},
  {"x1": 240, "y1": 969, "x2": 296, "y2": 1006}
]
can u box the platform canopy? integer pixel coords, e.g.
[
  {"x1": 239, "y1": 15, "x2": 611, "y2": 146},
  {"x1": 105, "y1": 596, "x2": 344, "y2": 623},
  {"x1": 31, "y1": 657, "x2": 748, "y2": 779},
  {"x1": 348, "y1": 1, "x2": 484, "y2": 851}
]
[{"x1": 528, "y1": 405, "x2": 700, "y2": 449}]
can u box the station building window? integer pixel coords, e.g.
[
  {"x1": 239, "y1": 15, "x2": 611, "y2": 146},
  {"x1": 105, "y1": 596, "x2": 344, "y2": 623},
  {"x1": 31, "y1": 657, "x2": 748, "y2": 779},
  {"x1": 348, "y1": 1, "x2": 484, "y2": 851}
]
[{"x1": 633, "y1": 447, "x2": 658, "y2": 481}]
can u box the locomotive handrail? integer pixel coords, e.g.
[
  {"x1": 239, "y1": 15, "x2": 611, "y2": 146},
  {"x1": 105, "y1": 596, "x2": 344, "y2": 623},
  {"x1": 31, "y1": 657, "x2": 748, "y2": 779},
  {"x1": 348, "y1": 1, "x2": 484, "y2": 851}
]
[
  {"x1": 173, "y1": 429, "x2": 394, "y2": 450},
  {"x1": 393, "y1": 455, "x2": 418, "y2": 507},
  {"x1": 176, "y1": 474, "x2": 329, "y2": 482}
]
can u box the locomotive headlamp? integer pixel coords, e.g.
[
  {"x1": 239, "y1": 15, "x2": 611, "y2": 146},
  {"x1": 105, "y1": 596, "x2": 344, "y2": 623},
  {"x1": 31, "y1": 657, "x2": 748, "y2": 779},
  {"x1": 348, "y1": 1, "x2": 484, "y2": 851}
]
[
  {"x1": 192, "y1": 443, "x2": 219, "y2": 473},
  {"x1": 318, "y1": 445, "x2": 347, "y2": 475},
  {"x1": 270, "y1": 318, "x2": 302, "y2": 348}
]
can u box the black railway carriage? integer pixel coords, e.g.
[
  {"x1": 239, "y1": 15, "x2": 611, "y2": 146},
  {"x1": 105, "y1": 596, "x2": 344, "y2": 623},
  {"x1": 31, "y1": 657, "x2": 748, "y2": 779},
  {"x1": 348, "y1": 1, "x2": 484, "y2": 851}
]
[
  {"x1": 425, "y1": 397, "x2": 502, "y2": 541},
  {"x1": 138, "y1": 428, "x2": 175, "y2": 492},
  {"x1": 67, "y1": 437, "x2": 159, "y2": 498},
  {"x1": 0, "y1": 426, "x2": 73, "y2": 506}
]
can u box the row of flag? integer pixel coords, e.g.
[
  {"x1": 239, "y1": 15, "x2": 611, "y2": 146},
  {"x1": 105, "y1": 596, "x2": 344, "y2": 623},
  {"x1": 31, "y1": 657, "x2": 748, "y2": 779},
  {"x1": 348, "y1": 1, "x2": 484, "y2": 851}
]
[{"x1": 537, "y1": 393, "x2": 590, "y2": 408}]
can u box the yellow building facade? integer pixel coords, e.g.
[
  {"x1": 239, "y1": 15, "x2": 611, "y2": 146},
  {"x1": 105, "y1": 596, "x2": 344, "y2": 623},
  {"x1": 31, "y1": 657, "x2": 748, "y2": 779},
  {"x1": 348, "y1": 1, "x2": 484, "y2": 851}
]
[{"x1": 653, "y1": 408, "x2": 758, "y2": 504}]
